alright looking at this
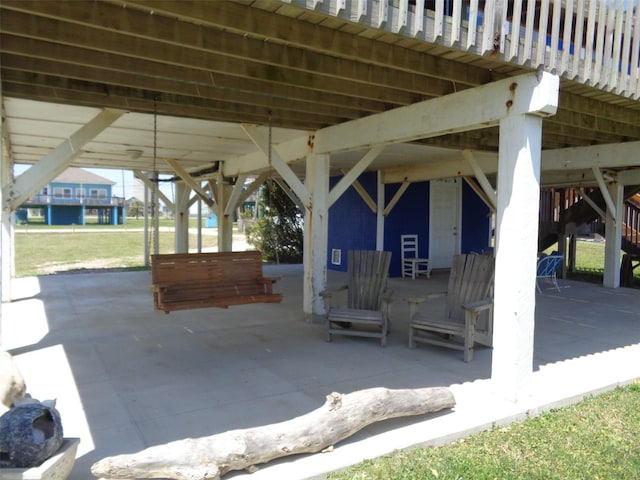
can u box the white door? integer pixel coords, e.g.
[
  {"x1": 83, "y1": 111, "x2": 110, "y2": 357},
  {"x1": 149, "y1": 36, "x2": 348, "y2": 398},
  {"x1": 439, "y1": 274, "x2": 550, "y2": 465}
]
[{"x1": 429, "y1": 178, "x2": 461, "y2": 269}]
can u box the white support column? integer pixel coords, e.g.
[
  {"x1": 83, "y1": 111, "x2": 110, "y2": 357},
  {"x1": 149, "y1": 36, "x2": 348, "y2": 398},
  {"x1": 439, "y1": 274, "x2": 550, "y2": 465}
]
[
  {"x1": 174, "y1": 182, "x2": 191, "y2": 254},
  {"x1": 1, "y1": 94, "x2": 13, "y2": 302},
  {"x1": 491, "y1": 113, "x2": 543, "y2": 402},
  {"x1": 196, "y1": 198, "x2": 203, "y2": 253},
  {"x1": 1, "y1": 209, "x2": 12, "y2": 303},
  {"x1": 603, "y1": 182, "x2": 623, "y2": 288},
  {"x1": 303, "y1": 152, "x2": 329, "y2": 320},
  {"x1": 217, "y1": 180, "x2": 234, "y2": 252}
]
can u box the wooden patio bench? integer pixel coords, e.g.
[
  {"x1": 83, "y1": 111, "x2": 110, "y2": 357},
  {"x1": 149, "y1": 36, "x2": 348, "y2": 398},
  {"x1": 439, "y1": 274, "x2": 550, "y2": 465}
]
[{"x1": 151, "y1": 251, "x2": 282, "y2": 313}]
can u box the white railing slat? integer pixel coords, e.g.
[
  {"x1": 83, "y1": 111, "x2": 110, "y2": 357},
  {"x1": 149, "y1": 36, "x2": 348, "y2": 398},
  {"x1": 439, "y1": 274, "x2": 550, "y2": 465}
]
[
  {"x1": 433, "y1": 0, "x2": 444, "y2": 42},
  {"x1": 331, "y1": 0, "x2": 346, "y2": 16},
  {"x1": 618, "y1": 1, "x2": 634, "y2": 94},
  {"x1": 376, "y1": 0, "x2": 388, "y2": 28},
  {"x1": 609, "y1": 2, "x2": 625, "y2": 92},
  {"x1": 354, "y1": 0, "x2": 367, "y2": 21},
  {"x1": 524, "y1": 0, "x2": 538, "y2": 65},
  {"x1": 571, "y1": 0, "x2": 586, "y2": 79},
  {"x1": 481, "y1": 0, "x2": 496, "y2": 55},
  {"x1": 450, "y1": 0, "x2": 462, "y2": 47},
  {"x1": 592, "y1": 0, "x2": 608, "y2": 86},
  {"x1": 466, "y1": 0, "x2": 479, "y2": 50},
  {"x1": 601, "y1": 1, "x2": 618, "y2": 89},
  {"x1": 600, "y1": 2, "x2": 616, "y2": 87},
  {"x1": 631, "y1": 0, "x2": 640, "y2": 98},
  {"x1": 549, "y1": 0, "x2": 563, "y2": 72},
  {"x1": 583, "y1": 0, "x2": 598, "y2": 83},
  {"x1": 535, "y1": 0, "x2": 551, "y2": 67},
  {"x1": 412, "y1": 0, "x2": 425, "y2": 37},
  {"x1": 507, "y1": 0, "x2": 523, "y2": 62},
  {"x1": 394, "y1": 0, "x2": 408, "y2": 34},
  {"x1": 560, "y1": 0, "x2": 575, "y2": 76}
]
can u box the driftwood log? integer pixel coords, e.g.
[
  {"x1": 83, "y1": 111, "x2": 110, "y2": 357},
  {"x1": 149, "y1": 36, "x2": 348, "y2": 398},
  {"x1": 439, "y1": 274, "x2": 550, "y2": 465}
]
[{"x1": 92, "y1": 386, "x2": 455, "y2": 480}]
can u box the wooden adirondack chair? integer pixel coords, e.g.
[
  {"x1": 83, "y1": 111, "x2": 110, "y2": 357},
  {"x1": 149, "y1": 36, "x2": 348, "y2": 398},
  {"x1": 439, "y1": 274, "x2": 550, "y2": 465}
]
[
  {"x1": 408, "y1": 253, "x2": 494, "y2": 362},
  {"x1": 322, "y1": 250, "x2": 393, "y2": 346}
]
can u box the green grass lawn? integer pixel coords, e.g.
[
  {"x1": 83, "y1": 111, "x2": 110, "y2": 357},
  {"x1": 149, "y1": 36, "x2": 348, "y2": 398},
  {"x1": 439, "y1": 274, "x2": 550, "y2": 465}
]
[
  {"x1": 328, "y1": 382, "x2": 640, "y2": 480},
  {"x1": 14, "y1": 218, "x2": 223, "y2": 276}
]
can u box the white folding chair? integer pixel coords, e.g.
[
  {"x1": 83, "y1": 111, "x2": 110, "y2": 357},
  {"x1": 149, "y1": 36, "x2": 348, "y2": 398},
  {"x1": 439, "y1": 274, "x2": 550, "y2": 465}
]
[{"x1": 401, "y1": 234, "x2": 431, "y2": 279}]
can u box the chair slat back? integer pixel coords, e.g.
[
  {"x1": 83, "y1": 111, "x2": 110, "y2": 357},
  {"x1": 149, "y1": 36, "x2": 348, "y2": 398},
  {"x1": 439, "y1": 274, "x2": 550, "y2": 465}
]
[
  {"x1": 445, "y1": 254, "x2": 495, "y2": 323},
  {"x1": 347, "y1": 250, "x2": 392, "y2": 310},
  {"x1": 401, "y1": 234, "x2": 420, "y2": 260},
  {"x1": 536, "y1": 254, "x2": 563, "y2": 277}
]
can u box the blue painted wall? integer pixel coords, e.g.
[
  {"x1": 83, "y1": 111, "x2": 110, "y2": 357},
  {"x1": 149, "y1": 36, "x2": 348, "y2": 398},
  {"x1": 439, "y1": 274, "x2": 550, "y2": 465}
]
[
  {"x1": 461, "y1": 182, "x2": 492, "y2": 254},
  {"x1": 327, "y1": 173, "x2": 378, "y2": 271},
  {"x1": 51, "y1": 206, "x2": 83, "y2": 225},
  {"x1": 383, "y1": 181, "x2": 430, "y2": 277},
  {"x1": 327, "y1": 173, "x2": 490, "y2": 276}
]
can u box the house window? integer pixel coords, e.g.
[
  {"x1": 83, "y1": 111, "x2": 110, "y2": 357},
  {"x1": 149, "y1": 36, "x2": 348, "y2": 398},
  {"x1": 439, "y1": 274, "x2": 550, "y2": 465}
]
[
  {"x1": 54, "y1": 187, "x2": 72, "y2": 198},
  {"x1": 89, "y1": 188, "x2": 107, "y2": 199}
]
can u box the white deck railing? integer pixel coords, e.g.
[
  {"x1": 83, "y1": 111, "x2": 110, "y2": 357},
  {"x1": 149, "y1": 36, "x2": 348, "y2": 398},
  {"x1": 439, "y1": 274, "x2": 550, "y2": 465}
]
[{"x1": 286, "y1": 0, "x2": 640, "y2": 99}]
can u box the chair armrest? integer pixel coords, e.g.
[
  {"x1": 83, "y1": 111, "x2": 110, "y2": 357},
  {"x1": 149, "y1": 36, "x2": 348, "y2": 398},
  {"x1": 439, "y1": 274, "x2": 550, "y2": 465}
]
[
  {"x1": 463, "y1": 298, "x2": 492, "y2": 334},
  {"x1": 462, "y1": 298, "x2": 492, "y2": 313}
]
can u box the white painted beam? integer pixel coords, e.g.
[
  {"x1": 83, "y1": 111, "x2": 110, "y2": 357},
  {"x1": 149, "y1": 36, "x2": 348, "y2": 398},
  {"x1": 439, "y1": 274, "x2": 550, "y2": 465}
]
[
  {"x1": 617, "y1": 168, "x2": 640, "y2": 186},
  {"x1": 5, "y1": 108, "x2": 125, "y2": 210},
  {"x1": 382, "y1": 140, "x2": 640, "y2": 186},
  {"x1": 133, "y1": 169, "x2": 175, "y2": 210},
  {"x1": 328, "y1": 146, "x2": 383, "y2": 207},
  {"x1": 166, "y1": 159, "x2": 214, "y2": 208},
  {"x1": 383, "y1": 153, "x2": 498, "y2": 184},
  {"x1": 463, "y1": 176, "x2": 495, "y2": 211},
  {"x1": 222, "y1": 135, "x2": 309, "y2": 178},
  {"x1": 223, "y1": 173, "x2": 249, "y2": 217},
  {"x1": 462, "y1": 150, "x2": 497, "y2": 210},
  {"x1": 578, "y1": 190, "x2": 606, "y2": 219},
  {"x1": 274, "y1": 177, "x2": 304, "y2": 211},
  {"x1": 342, "y1": 172, "x2": 377, "y2": 214},
  {"x1": 241, "y1": 125, "x2": 311, "y2": 207},
  {"x1": 383, "y1": 181, "x2": 409, "y2": 216},
  {"x1": 592, "y1": 167, "x2": 616, "y2": 221},
  {"x1": 314, "y1": 72, "x2": 559, "y2": 154},
  {"x1": 238, "y1": 172, "x2": 269, "y2": 206}
]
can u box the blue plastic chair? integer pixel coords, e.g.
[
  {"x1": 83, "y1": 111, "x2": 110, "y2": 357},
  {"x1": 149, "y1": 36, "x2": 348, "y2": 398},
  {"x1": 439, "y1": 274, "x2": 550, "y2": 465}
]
[{"x1": 536, "y1": 253, "x2": 564, "y2": 292}]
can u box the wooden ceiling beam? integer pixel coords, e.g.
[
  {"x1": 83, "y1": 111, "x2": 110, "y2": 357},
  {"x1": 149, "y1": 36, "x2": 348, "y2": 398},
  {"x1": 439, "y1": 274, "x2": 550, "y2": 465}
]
[
  {"x1": 1, "y1": 54, "x2": 371, "y2": 122},
  {"x1": 118, "y1": 0, "x2": 493, "y2": 86},
  {"x1": 1, "y1": 81, "x2": 324, "y2": 130},
  {"x1": 0, "y1": 6, "x2": 453, "y2": 103}
]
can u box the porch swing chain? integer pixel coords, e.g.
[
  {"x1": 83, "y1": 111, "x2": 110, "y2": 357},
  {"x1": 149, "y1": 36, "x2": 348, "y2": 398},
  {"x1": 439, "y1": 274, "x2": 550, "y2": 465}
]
[
  {"x1": 151, "y1": 97, "x2": 159, "y2": 257},
  {"x1": 267, "y1": 112, "x2": 279, "y2": 265}
]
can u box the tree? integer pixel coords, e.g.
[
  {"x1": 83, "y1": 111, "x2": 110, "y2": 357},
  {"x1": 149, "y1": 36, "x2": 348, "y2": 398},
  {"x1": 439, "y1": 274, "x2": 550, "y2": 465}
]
[{"x1": 246, "y1": 180, "x2": 303, "y2": 263}]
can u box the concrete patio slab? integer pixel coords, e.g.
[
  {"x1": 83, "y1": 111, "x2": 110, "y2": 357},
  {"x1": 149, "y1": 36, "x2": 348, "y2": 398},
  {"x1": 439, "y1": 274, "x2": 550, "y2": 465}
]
[{"x1": 2, "y1": 265, "x2": 639, "y2": 480}]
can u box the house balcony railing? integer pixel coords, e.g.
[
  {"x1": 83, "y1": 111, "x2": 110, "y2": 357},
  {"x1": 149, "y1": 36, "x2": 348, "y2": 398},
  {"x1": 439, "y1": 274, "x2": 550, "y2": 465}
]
[
  {"x1": 295, "y1": 0, "x2": 640, "y2": 99},
  {"x1": 23, "y1": 194, "x2": 125, "y2": 207}
]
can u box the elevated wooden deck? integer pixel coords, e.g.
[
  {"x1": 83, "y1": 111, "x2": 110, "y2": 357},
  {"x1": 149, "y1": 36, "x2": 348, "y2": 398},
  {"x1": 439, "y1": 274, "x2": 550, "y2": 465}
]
[{"x1": 290, "y1": 0, "x2": 639, "y2": 99}]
